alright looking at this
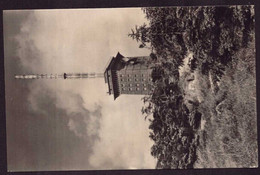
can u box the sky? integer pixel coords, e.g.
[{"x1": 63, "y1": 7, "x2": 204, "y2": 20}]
[{"x1": 4, "y1": 8, "x2": 157, "y2": 171}]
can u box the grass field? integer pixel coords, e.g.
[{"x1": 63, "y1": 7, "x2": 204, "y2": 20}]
[
  {"x1": 191, "y1": 40, "x2": 258, "y2": 168},
  {"x1": 131, "y1": 6, "x2": 257, "y2": 168}
]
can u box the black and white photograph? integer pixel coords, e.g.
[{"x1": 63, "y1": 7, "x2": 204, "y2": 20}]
[{"x1": 3, "y1": 5, "x2": 257, "y2": 171}]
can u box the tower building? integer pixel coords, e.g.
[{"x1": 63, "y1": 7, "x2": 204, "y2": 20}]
[
  {"x1": 15, "y1": 52, "x2": 154, "y2": 100},
  {"x1": 104, "y1": 52, "x2": 153, "y2": 100}
]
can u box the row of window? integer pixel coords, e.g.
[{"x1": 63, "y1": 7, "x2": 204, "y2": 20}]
[
  {"x1": 120, "y1": 78, "x2": 152, "y2": 82},
  {"x1": 122, "y1": 87, "x2": 148, "y2": 91},
  {"x1": 119, "y1": 74, "x2": 147, "y2": 77},
  {"x1": 121, "y1": 83, "x2": 147, "y2": 87}
]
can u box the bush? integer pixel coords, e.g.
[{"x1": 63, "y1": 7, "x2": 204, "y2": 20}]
[
  {"x1": 129, "y1": 6, "x2": 256, "y2": 169},
  {"x1": 195, "y1": 38, "x2": 257, "y2": 168}
]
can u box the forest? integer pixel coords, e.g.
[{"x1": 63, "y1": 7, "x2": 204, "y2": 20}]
[{"x1": 129, "y1": 6, "x2": 257, "y2": 168}]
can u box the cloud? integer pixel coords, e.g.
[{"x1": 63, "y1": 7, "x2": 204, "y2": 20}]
[
  {"x1": 5, "y1": 76, "x2": 98, "y2": 170},
  {"x1": 5, "y1": 8, "x2": 156, "y2": 171},
  {"x1": 4, "y1": 11, "x2": 103, "y2": 171},
  {"x1": 13, "y1": 11, "x2": 103, "y2": 141},
  {"x1": 88, "y1": 95, "x2": 156, "y2": 169}
]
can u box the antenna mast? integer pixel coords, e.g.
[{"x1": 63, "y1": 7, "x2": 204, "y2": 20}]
[{"x1": 14, "y1": 73, "x2": 104, "y2": 79}]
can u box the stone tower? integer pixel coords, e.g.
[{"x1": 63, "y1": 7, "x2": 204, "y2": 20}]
[{"x1": 104, "y1": 52, "x2": 153, "y2": 100}]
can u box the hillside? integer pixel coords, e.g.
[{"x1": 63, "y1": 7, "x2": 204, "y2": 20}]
[
  {"x1": 129, "y1": 6, "x2": 257, "y2": 169},
  {"x1": 194, "y1": 40, "x2": 257, "y2": 168}
]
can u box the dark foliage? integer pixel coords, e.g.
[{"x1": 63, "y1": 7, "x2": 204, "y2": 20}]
[
  {"x1": 130, "y1": 6, "x2": 255, "y2": 79},
  {"x1": 129, "y1": 6, "x2": 255, "y2": 169}
]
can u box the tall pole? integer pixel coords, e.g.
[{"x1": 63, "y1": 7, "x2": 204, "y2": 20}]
[{"x1": 14, "y1": 73, "x2": 104, "y2": 79}]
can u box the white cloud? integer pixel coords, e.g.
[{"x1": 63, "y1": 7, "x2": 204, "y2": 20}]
[
  {"x1": 68, "y1": 118, "x2": 84, "y2": 138},
  {"x1": 14, "y1": 8, "x2": 156, "y2": 170},
  {"x1": 89, "y1": 96, "x2": 156, "y2": 169}
]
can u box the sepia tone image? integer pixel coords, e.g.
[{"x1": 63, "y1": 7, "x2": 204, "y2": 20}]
[{"x1": 3, "y1": 6, "x2": 257, "y2": 171}]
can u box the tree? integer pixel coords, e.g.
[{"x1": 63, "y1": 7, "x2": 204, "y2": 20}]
[
  {"x1": 130, "y1": 6, "x2": 255, "y2": 80},
  {"x1": 131, "y1": 6, "x2": 255, "y2": 169}
]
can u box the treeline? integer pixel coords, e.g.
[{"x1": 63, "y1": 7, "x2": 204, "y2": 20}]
[
  {"x1": 142, "y1": 77, "x2": 202, "y2": 168},
  {"x1": 130, "y1": 6, "x2": 254, "y2": 80},
  {"x1": 129, "y1": 6, "x2": 255, "y2": 169}
]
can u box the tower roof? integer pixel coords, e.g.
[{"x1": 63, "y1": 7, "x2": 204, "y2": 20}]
[{"x1": 104, "y1": 52, "x2": 124, "y2": 100}]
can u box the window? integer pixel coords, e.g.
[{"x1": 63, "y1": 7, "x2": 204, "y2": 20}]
[
  {"x1": 135, "y1": 78, "x2": 138, "y2": 81},
  {"x1": 121, "y1": 79, "x2": 124, "y2": 81},
  {"x1": 129, "y1": 84, "x2": 133, "y2": 87},
  {"x1": 129, "y1": 88, "x2": 133, "y2": 91},
  {"x1": 120, "y1": 74, "x2": 123, "y2": 77},
  {"x1": 136, "y1": 83, "x2": 140, "y2": 87},
  {"x1": 128, "y1": 78, "x2": 132, "y2": 81},
  {"x1": 144, "y1": 87, "x2": 147, "y2": 90},
  {"x1": 122, "y1": 88, "x2": 126, "y2": 91},
  {"x1": 149, "y1": 78, "x2": 152, "y2": 81},
  {"x1": 142, "y1": 78, "x2": 146, "y2": 81},
  {"x1": 128, "y1": 74, "x2": 131, "y2": 77},
  {"x1": 136, "y1": 87, "x2": 140, "y2": 91},
  {"x1": 143, "y1": 84, "x2": 146, "y2": 86},
  {"x1": 121, "y1": 84, "x2": 125, "y2": 87},
  {"x1": 134, "y1": 74, "x2": 137, "y2": 77}
]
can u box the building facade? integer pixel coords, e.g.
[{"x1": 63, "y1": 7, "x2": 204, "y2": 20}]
[{"x1": 104, "y1": 52, "x2": 153, "y2": 100}]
